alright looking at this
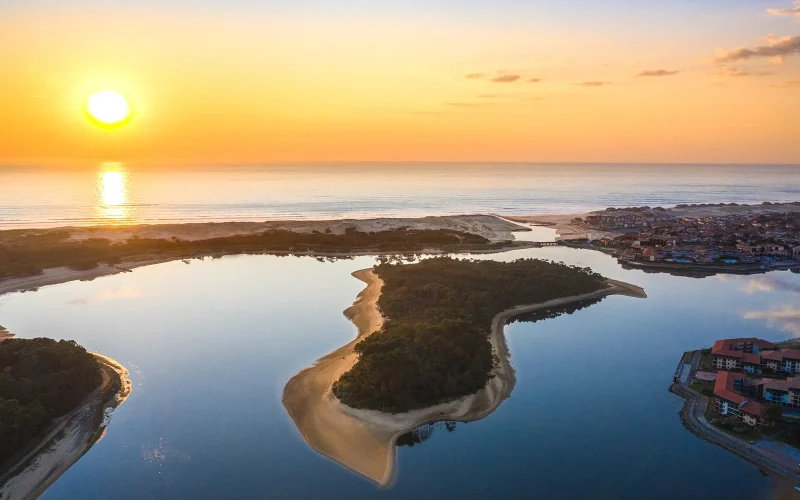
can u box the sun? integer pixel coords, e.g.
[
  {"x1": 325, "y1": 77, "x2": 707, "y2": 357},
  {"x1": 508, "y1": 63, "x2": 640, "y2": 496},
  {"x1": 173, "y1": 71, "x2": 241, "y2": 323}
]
[{"x1": 86, "y1": 90, "x2": 132, "y2": 127}]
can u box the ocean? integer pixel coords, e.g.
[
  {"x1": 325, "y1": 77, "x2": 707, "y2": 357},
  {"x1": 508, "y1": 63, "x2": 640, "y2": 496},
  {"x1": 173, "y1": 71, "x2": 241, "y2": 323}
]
[{"x1": 1, "y1": 163, "x2": 798, "y2": 229}]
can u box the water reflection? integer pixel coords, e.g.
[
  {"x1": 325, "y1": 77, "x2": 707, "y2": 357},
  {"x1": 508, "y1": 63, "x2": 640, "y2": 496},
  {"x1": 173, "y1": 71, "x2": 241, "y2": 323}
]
[
  {"x1": 506, "y1": 297, "x2": 605, "y2": 325},
  {"x1": 397, "y1": 421, "x2": 457, "y2": 447},
  {"x1": 94, "y1": 163, "x2": 133, "y2": 223}
]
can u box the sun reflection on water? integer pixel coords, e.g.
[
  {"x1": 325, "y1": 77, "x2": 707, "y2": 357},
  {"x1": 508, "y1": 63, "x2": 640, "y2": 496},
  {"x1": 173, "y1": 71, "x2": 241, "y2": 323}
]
[{"x1": 94, "y1": 163, "x2": 134, "y2": 223}]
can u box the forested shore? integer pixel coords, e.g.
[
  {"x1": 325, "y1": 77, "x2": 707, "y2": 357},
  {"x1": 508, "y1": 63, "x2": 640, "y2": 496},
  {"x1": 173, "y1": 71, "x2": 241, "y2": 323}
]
[{"x1": 332, "y1": 257, "x2": 609, "y2": 412}]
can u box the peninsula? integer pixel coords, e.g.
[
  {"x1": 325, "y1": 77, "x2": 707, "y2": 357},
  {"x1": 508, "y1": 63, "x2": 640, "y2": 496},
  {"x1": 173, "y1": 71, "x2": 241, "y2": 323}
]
[
  {"x1": 282, "y1": 258, "x2": 646, "y2": 485},
  {"x1": 0, "y1": 338, "x2": 131, "y2": 500}
]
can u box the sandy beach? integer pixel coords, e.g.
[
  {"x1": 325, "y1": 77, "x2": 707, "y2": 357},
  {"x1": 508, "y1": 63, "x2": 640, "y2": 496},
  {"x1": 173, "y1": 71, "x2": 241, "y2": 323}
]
[
  {"x1": 2, "y1": 214, "x2": 526, "y2": 244},
  {"x1": 282, "y1": 269, "x2": 647, "y2": 486}
]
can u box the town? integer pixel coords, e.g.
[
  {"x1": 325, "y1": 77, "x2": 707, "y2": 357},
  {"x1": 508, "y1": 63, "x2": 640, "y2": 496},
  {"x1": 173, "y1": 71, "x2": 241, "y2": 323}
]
[{"x1": 570, "y1": 204, "x2": 800, "y2": 268}]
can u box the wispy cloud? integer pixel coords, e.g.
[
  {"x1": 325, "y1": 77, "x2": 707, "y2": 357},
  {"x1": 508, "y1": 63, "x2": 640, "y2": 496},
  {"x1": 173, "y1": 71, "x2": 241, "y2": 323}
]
[
  {"x1": 489, "y1": 74, "x2": 521, "y2": 83},
  {"x1": 636, "y1": 69, "x2": 679, "y2": 77},
  {"x1": 767, "y1": 1, "x2": 800, "y2": 17},
  {"x1": 716, "y1": 67, "x2": 775, "y2": 77},
  {"x1": 464, "y1": 73, "x2": 484, "y2": 79},
  {"x1": 528, "y1": 78, "x2": 541, "y2": 83},
  {"x1": 744, "y1": 306, "x2": 800, "y2": 336},
  {"x1": 775, "y1": 78, "x2": 800, "y2": 86},
  {"x1": 576, "y1": 81, "x2": 609, "y2": 87},
  {"x1": 740, "y1": 276, "x2": 800, "y2": 295},
  {"x1": 715, "y1": 35, "x2": 800, "y2": 64}
]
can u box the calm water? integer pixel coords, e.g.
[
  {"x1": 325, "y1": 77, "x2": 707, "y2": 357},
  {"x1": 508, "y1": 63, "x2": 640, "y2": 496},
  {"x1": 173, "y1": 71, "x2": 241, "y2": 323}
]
[
  {"x1": 1, "y1": 236, "x2": 799, "y2": 499},
  {"x1": 1, "y1": 163, "x2": 799, "y2": 228}
]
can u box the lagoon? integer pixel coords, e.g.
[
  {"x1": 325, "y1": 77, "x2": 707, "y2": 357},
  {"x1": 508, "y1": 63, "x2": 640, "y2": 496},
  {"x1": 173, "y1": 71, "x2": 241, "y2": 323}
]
[{"x1": 1, "y1": 241, "x2": 799, "y2": 499}]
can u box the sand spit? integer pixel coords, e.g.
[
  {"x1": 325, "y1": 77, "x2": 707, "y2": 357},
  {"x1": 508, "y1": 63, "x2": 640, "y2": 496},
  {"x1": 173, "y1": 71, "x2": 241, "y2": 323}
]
[
  {"x1": 1, "y1": 214, "x2": 526, "y2": 244},
  {"x1": 0, "y1": 215, "x2": 530, "y2": 297},
  {"x1": 0, "y1": 355, "x2": 130, "y2": 500},
  {"x1": 282, "y1": 269, "x2": 646, "y2": 486}
]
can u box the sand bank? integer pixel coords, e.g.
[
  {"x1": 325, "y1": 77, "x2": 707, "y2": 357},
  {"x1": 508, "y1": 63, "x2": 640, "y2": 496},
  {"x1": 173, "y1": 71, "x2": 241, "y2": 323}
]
[
  {"x1": 0, "y1": 355, "x2": 130, "y2": 500},
  {"x1": 2, "y1": 214, "x2": 526, "y2": 244},
  {"x1": 282, "y1": 269, "x2": 646, "y2": 486}
]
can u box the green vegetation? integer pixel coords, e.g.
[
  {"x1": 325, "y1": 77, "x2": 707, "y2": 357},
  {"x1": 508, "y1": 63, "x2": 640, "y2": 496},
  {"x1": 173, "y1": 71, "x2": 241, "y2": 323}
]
[
  {"x1": 689, "y1": 380, "x2": 715, "y2": 397},
  {"x1": 707, "y1": 412, "x2": 760, "y2": 444},
  {"x1": 698, "y1": 348, "x2": 713, "y2": 371},
  {"x1": 332, "y1": 257, "x2": 608, "y2": 412},
  {"x1": 765, "y1": 404, "x2": 784, "y2": 426},
  {"x1": 0, "y1": 228, "x2": 501, "y2": 280},
  {"x1": 0, "y1": 338, "x2": 102, "y2": 466}
]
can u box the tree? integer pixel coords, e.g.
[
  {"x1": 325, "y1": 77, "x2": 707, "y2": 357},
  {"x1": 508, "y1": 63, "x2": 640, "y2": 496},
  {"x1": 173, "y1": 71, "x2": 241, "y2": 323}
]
[{"x1": 765, "y1": 404, "x2": 784, "y2": 426}]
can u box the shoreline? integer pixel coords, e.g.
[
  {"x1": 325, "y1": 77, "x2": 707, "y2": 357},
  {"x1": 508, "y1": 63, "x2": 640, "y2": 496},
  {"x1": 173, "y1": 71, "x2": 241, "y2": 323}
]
[
  {"x1": 669, "y1": 350, "x2": 800, "y2": 485},
  {"x1": 0, "y1": 246, "x2": 536, "y2": 300},
  {"x1": 282, "y1": 269, "x2": 647, "y2": 486},
  {"x1": 0, "y1": 354, "x2": 131, "y2": 500},
  {"x1": 0, "y1": 214, "x2": 536, "y2": 298}
]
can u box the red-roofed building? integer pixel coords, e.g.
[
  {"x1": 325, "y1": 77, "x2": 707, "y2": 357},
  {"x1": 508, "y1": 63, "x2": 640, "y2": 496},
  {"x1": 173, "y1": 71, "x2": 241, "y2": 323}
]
[
  {"x1": 711, "y1": 338, "x2": 782, "y2": 374},
  {"x1": 713, "y1": 371, "x2": 766, "y2": 426}
]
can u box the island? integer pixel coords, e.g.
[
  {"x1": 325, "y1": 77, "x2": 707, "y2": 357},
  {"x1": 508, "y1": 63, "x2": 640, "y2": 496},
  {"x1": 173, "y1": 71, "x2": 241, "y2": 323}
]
[
  {"x1": 0, "y1": 337, "x2": 130, "y2": 500},
  {"x1": 282, "y1": 257, "x2": 646, "y2": 485}
]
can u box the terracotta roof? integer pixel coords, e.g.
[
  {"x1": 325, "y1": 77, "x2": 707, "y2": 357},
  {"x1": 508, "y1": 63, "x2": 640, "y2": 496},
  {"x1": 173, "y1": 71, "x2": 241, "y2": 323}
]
[
  {"x1": 742, "y1": 353, "x2": 762, "y2": 364},
  {"x1": 714, "y1": 371, "x2": 746, "y2": 404},
  {"x1": 762, "y1": 351, "x2": 781, "y2": 361},
  {"x1": 711, "y1": 338, "x2": 777, "y2": 355},
  {"x1": 764, "y1": 379, "x2": 790, "y2": 392},
  {"x1": 740, "y1": 401, "x2": 765, "y2": 417},
  {"x1": 715, "y1": 350, "x2": 742, "y2": 359},
  {"x1": 781, "y1": 349, "x2": 800, "y2": 360}
]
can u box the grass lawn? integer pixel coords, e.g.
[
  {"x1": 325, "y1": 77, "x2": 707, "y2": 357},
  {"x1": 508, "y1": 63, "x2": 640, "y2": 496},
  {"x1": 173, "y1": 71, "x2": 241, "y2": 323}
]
[
  {"x1": 690, "y1": 380, "x2": 715, "y2": 397},
  {"x1": 703, "y1": 403, "x2": 761, "y2": 444},
  {"x1": 698, "y1": 349, "x2": 713, "y2": 371}
]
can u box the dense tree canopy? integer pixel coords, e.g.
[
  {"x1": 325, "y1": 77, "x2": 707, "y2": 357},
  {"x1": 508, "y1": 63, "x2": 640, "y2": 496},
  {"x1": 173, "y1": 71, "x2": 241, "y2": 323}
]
[
  {"x1": 0, "y1": 338, "x2": 102, "y2": 466},
  {"x1": 333, "y1": 257, "x2": 607, "y2": 412},
  {"x1": 0, "y1": 228, "x2": 501, "y2": 280}
]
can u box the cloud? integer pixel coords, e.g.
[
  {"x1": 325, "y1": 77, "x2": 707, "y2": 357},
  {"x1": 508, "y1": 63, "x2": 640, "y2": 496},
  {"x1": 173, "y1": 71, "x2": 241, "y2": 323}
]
[
  {"x1": 528, "y1": 78, "x2": 541, "y2": 83},
  {"x1": 716, "y1": 67, "x2": 775, "y2": 77},
  {"x1": 744, "y1": 305, "x2": 800, "y2": 336},
  {"x1": 489, "y1": 74, "x2": 521, "y2": 83},
  {"x1": 576, "y1": 81, "x2": 609, "y2": 87},
  {"x1": 464, "y1": 73, "x2": 484, "y2": 79},
  {"x1": 715, "y1": 35, "x2": 800, "y2": 64},
  {"x1": 775, "y1": 78, "x2": 800, "y2": 86},
  {"x1": 740, "y1": 276, "x2": 800, "y2": 295},
  {"x1": 767, "y1": 1, "x2": 800, "y2": 17},
  {"x1": 636, "y1": 69, "x2": 679, "y2": 77}
]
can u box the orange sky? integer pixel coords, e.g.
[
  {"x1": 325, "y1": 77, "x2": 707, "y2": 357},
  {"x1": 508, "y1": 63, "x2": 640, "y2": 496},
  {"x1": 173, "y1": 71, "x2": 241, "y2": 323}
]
[{"x1": 1, "y1": 3, "x2": 799, "y2": 164}]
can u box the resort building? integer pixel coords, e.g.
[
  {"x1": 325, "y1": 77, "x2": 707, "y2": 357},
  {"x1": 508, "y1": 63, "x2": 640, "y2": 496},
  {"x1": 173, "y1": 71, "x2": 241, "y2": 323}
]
[
  {"x1": 713, "y1": 371, "x2": 766, "y2": 426},
  {"x1": 707, "y1": 338, "x2": 800, "y2": 374}
]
